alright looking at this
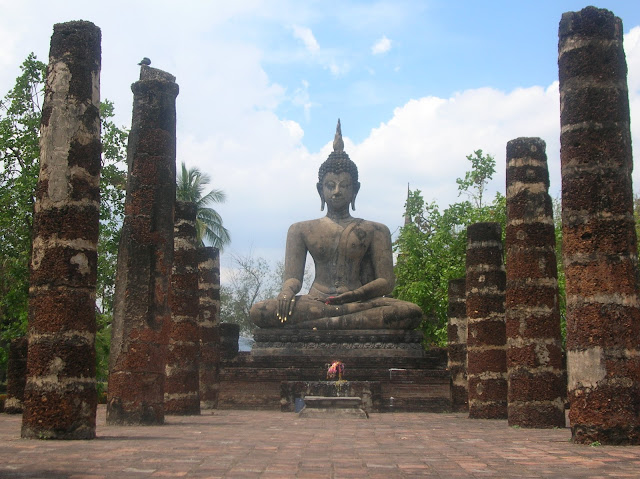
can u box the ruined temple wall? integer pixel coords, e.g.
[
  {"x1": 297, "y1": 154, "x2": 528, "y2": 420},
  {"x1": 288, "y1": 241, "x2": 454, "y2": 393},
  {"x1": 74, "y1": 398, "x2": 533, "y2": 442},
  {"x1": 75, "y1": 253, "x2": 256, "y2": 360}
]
[
  {"x1": 466, "y1": 222, "x2": 507, "y2": 419},
  {"x1": 447, "y1": 278, "x2": 468, "y2": 412},
  {"x1": 5, "y1": 337, "x2": 28, "y2": 414},
  {"x1": 505, "y1": 137, "x2": 565, "y2": 428},
  {"x1": 165, "y1": 201, "x2": 200, "y2": 415},
  {"x1": 198, "y1": 246, "x2": 221, "y2": 409},
  {"x1": 107, "y1": 66, "x2": 178, "y2": 425},
  {"x1": 559, "y1": 6, "x2": 640, "y2": 444},
  {"x1": 22, "y1": 21, "x2": 101, "y2": 439}
]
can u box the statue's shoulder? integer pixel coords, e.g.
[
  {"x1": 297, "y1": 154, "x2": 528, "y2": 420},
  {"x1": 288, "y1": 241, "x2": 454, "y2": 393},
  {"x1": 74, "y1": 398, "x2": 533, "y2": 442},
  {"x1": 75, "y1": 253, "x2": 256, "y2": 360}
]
[
  {"x1": 287, "y1": 218, "x2": 324, "y2": 235},
  {"x1": 357, "y1": 218, "x2": 391, "y2": 235}
]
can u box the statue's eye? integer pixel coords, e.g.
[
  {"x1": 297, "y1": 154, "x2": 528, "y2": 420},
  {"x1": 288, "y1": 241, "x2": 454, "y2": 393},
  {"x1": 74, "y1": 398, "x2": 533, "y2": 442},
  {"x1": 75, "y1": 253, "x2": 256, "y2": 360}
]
[{"x1": 325, "y1": 182, "x2": 336, "y2": 189}]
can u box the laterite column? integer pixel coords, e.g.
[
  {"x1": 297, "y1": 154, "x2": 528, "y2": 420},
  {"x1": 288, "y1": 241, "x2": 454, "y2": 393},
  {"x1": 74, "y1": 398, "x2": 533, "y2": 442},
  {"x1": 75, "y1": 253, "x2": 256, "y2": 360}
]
[
  {"x1": 165, "y1": 201, "x2": 200, "y2": 415},
  {"x1": 22, "y1": 21, "x2": 101, "y2": 439},
  {"x1": 107, "y1": 65, "x2": 179, "y2": 425},
  {"x1": 466, "y1": 223, "x2": 507, "y2": 419},
  {"x1": 505, "y1": 138, "x2": 565, "y2": 428},
  {"x1": 198, "y1": 246, "x2": 221, "y2": 409},
  {"x1": 559, "y1": 7, "x2": 640, "y2": 444},
  {"x1": 5, "y1": 337, "x2": 28, "y2": 414},
  {"x1": 447, "y1": 278, "x2": 468, "y2": 412}
]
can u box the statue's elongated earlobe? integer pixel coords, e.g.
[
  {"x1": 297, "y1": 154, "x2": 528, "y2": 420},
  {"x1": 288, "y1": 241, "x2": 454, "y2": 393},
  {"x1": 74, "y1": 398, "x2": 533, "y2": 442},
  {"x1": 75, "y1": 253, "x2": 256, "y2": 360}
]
[
  {"x1": 317, "y1": 182, "x2": 325, "y2": 211},
  {"x1": 351, "y1": 181, "x2": 360, "y2": 211}
]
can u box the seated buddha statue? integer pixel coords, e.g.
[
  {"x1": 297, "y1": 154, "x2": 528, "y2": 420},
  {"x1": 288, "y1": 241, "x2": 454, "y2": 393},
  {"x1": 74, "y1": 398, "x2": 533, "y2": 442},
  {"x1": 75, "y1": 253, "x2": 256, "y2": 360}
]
[{"x1": 250, "y1": 120, "x2": 423, "y2": 330}]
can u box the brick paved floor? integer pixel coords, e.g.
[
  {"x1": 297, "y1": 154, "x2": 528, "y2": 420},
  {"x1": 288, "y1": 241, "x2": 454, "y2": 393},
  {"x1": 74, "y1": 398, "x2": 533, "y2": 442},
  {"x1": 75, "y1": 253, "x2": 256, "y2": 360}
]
[{"x1": 1, "y1": 406, "x2": 639, "y2": 478}]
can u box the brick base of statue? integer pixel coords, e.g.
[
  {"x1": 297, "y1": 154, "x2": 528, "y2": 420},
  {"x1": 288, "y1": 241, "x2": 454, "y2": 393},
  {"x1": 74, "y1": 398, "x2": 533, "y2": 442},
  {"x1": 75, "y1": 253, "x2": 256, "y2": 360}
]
[
  {"x1": 216, "y1": 336, "x2": 451, "y2": 412},
  {"x1": 251, "y1": 329, "x2": 425, "y2": 358}
]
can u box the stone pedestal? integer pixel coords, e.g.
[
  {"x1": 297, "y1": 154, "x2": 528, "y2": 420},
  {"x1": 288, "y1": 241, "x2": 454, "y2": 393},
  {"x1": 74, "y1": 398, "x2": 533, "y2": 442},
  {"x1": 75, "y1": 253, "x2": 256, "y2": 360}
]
[
  {"x1": 217, "y1": 333, "x2": 451, "y2": 412},
  {"x1": 252, "y1": 329, "x2": 425, "y2": 358}
]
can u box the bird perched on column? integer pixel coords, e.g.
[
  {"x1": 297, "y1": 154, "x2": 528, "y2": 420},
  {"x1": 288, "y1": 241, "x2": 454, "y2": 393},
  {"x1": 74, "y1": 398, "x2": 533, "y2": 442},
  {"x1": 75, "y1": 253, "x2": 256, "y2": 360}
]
[{"x1": 138, "y1": 57, "x2": 151, "y2": 66}]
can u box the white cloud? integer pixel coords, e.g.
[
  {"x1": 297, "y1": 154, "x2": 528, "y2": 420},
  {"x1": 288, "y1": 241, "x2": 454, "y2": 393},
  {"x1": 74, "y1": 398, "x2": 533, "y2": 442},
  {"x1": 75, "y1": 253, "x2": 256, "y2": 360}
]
[
  {"x1": 291, "y1": 25, "x2": 320, "y2": 53},
  {"x1": 291, "y1": 80, "x2": 316, "y2": 121},
  {"x1": 371, "y1": 35, "x2": 392, "y2": 55},
  {"x1": 350, "y1": 82, "x2": 561, "y2": 231}
]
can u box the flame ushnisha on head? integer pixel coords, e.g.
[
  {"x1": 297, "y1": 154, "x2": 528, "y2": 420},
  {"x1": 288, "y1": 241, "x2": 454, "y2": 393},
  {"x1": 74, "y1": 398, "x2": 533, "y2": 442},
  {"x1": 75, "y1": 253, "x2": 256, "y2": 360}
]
[{"x1": 333, "y1": 119, "x2": 344, "y2": 153}]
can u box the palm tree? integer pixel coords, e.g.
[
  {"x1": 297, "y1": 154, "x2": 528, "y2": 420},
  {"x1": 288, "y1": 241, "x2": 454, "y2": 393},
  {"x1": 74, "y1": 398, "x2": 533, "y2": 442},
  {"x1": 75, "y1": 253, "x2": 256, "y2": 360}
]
[{"x1": 176, "y1": 162, "x2": 231, "y2": 249}]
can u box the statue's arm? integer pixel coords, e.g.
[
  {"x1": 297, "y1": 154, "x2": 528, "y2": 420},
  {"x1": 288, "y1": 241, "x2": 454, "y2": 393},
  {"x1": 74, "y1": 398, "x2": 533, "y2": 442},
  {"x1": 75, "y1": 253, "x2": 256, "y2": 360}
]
[{"x1": 279, "y1": 223, "x2": 307, "y2": 298}]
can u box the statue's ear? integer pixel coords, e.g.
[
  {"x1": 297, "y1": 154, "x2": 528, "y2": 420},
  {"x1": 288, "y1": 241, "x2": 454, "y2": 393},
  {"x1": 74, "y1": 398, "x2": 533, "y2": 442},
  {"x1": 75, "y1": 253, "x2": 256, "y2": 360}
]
[
  {"x1": 317, "y1": 182, "x2": 325, "y2": 211},
  {"x1": 351, "y1": 181, "x2": 361, "y2": 211}
]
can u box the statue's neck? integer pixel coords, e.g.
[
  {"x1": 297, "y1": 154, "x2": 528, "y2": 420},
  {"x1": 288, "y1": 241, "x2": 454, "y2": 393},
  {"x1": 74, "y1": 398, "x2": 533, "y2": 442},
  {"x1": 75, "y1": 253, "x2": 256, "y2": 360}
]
[{"x1": 327, "y1": 210, "x2": 352, "y2": 222}]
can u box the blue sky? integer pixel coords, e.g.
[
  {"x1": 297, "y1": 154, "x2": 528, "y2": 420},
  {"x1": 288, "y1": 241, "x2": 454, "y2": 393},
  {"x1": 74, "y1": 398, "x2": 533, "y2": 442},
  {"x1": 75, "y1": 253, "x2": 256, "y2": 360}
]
[{"x1": 1, "y1": 1, "x2": 639, "y2": 280}]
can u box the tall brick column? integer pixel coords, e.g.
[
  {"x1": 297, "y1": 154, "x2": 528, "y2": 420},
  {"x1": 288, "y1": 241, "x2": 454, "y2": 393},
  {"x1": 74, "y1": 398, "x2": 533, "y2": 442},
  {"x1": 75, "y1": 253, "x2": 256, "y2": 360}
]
[
  {"x1": 447, "y1": 278, "x2": 468, "y2": 412},
  {"x1": 505, "y1": 138, "x2": 566, "y2": 428},
  {"x1": 4, "y1": 337, "x2": 28, "y2": 414},
  {"x1": 107, "y1": 65, "x2": 179, "y2": 425},
  {"x1": 21, "y1": 21, "x2": 101, "y2": 439},
  {"x1": 165, "y1": 201, "x2": 200, "y2": 415},
  {"x1": 198, "y1": 246, "x2": 221, "y2": 409},
  {"x1": 559, "y1": 7, "x2": 640, "y2": 444},
  {"x1": 466, "y1": 223, "x2": 507, "y2": 419}
]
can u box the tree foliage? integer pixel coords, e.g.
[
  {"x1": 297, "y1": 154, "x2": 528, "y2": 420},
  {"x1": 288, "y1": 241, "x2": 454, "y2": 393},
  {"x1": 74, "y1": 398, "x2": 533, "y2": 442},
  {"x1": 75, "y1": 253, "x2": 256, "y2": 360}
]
[
  {"x1": 176, "y1": 162, "x2": 230, "y2": 249},
  {"x1": 393, "y1": 150, "x2": 506, "y2": 346},
  {"x1": 0, "y1": 54, "x2": 128, "y2": 380},
  {"x1": 0, "y1": 54, "x2": 46, "y2": 374},
  {"x1": 220, "y1": 253, "x2": 313, "y2": 335},
  {"x1": 456, "y1": 149, "x2": 496, "y2": 208},
  {"x1": 220, "y1": 254, "x2": 277, "y2": 335}
]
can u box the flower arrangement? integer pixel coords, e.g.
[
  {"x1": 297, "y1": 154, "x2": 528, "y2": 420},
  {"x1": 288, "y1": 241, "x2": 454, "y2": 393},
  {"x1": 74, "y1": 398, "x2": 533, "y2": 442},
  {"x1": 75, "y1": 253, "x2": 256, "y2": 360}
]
[{"x1": 327, "y1": 361, "x2": 345, "y2": 381}]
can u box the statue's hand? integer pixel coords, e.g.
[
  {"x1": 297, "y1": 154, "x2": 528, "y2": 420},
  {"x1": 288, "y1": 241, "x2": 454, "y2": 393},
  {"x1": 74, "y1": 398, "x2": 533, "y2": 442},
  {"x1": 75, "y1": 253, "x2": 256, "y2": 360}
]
[
  {"x1": 325, "y1": 290, "x2": 357, "y2": 305},
  {"x1": 276, "y1": 291, "x2": 296, "y2": 323}
]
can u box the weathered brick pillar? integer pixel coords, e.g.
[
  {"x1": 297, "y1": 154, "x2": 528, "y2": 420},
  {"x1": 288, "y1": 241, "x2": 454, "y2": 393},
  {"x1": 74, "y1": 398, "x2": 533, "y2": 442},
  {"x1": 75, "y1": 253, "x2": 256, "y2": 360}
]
[
  {"x1": 107, "y1": 65, "x2": 179, "y2": 425},
  {"x1": 447, "y1": 278, "x2": 468, "y2": 412},
  {"x1": 505, "y1": 138, "x2": 566, "y2": 428},
  {"x1": 466, "y1": 222, "x2": 507, "y2": 419},
  {"x1": 198, "y1": 246, "x2": 221, "y2": 409},
  {"x1": 5, "y1": 337, "x2": 28, "y2": 414},
  {"x1": 559, "y1": 7, "x2": 640, "y2": 444},
  {"x1": 21, "y1": 21, "x2": 101, "y2": 439},
  {"x1": 165, "y1": 200, "x2": 200, "y2": 415}
]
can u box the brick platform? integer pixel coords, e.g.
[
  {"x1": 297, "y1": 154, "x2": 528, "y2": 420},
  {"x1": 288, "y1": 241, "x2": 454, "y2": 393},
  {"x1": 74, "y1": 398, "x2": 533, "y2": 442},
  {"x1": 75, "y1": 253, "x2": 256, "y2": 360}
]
[
  {"x1": 1, "y1": 405, "x2": 639, "y2": 478},
  {"x1": 217, "y1": 349, "x2": 451, "y2": 412}
]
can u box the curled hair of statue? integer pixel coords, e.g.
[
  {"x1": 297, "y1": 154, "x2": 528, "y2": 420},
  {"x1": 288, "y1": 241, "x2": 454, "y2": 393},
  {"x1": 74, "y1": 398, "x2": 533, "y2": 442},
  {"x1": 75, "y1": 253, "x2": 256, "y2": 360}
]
[
  {"x1": 318, "y1": 119, "x2": 359, "y2": 183},
  {"x1": 318, "y1": 119, "x2": 360, "y2": 211}
]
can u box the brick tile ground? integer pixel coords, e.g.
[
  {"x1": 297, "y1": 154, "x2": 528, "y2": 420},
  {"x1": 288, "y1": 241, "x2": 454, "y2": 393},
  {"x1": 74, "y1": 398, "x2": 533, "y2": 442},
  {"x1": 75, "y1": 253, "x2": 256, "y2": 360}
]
[{"x1": 1, "y1": 405, "x2": 639, "y2": 478}]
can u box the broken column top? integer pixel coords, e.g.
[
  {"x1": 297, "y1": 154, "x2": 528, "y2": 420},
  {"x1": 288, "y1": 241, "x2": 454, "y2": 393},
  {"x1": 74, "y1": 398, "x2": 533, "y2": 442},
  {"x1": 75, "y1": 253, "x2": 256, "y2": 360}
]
[
  {"x1": 140, "y1": 64, "x2": 176, "y2": 83},
  {"x1": 559, "y1": 6, "x2": 621, "y2": 41}
]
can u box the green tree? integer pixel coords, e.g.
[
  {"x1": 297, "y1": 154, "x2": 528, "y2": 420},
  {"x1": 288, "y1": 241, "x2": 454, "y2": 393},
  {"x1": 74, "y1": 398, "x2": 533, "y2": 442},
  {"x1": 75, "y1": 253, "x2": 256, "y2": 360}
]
[
  {"x1": 393, "y1": 150, "x2": 506, "y2": 346},
  {"x1": 0, "y1": 54, "x2": 46, "y2": 374},
  {"x1": 176, "y1": 162, "x2": 230, "y2": 249},
  {"x1": 456, "y1": 149, "x2": 496, "y2": 208},
  {"x1": 220, "y1": 254, "x2": 276, "y2": 335},
  {"x1": 220, "y1": 254, "x2": 313, "y2": 335},
  {"x1": 0, "y1": 53, "x2": 128, "y2": 381},
  {"x1": 95, "y1": 101, "x2": 128, "y2": 383}
]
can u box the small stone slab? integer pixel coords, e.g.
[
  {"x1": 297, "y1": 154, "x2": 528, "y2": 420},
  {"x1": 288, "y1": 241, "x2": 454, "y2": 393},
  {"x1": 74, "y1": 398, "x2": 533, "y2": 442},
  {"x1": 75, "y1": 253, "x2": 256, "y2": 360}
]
[
  {"x1": 299, "y1": 407, "x2": 369, "y2": 418},
  {"x1": 303, "y1": 396, "x2": 362, "y2": 408},
  {"x1": 298, "y1": 396, "x2": 369, "y2": 418}
]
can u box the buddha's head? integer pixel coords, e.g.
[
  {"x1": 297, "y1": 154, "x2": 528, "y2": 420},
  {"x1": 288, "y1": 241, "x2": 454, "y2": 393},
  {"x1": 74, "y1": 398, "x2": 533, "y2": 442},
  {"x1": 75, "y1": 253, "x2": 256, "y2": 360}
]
[{"x1": 317, "y1": 120, "x2": 361, "y2": 211}]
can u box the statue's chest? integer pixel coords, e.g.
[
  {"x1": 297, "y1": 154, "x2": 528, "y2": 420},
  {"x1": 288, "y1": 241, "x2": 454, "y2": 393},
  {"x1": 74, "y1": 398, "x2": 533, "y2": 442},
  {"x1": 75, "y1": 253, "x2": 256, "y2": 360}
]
[{"x1": 307, "y1": 224, "x2": 369, "y2": 262}]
